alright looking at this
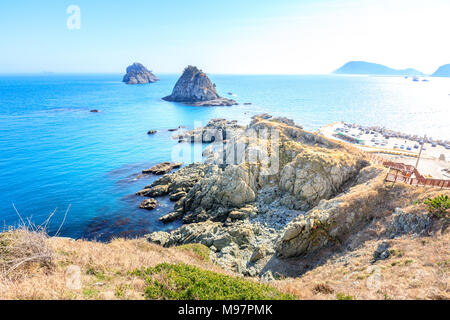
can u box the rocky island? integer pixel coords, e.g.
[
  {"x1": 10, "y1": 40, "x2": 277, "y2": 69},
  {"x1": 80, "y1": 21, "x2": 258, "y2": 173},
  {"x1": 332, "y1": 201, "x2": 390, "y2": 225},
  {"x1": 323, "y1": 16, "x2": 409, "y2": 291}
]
[
  {"x1": 123, "y1": 62, "x2": 160, "y2": 84},
  {"x1": 162, "y1": 66, "x2": 238, "y2": 106}
]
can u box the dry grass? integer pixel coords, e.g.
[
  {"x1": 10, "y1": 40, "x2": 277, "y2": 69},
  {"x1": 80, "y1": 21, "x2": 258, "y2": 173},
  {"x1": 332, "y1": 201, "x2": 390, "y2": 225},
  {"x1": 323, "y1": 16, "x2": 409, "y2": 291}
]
[
  {"x1": 273, "y1": 214, "x2": 449, "y2": 300},
  {"x1": 0, "y1": 235, "x2": 236, "y2": 300},
  {"x1": 0, "y1": 228, "x2": 54, "y2": 279},
  {"x1": 274, "y1": 233, "x2": 449, "y2": 300}
]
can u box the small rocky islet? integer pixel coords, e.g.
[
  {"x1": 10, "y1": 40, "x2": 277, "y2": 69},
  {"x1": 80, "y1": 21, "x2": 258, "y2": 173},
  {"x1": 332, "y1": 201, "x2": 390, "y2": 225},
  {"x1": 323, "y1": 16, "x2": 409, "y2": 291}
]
[
  {"x1": 123, "y1": 62, "x2": 160, "y2": 84},
  {"x1": 162, "y1": 66, "x2": 238, "y2": 106},
  {"x1": 135, "y1": 114, "x2": 437, "y2": 279}
]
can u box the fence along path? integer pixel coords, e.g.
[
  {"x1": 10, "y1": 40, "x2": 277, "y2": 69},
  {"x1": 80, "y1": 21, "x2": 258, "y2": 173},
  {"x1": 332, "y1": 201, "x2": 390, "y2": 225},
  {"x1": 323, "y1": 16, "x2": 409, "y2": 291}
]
[{"x1": 367, "y1": 154, "x2": 450, "y2": 189}]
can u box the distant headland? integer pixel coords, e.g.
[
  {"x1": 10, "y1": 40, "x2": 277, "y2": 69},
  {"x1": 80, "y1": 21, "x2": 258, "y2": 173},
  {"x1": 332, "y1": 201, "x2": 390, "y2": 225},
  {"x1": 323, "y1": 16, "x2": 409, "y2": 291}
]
[
  {"x1": 432, "y1": 64, "x2": 450, "y2": 77},
  {"x1": 334, "y1": 61, "x2": 423, "y2": 76}
]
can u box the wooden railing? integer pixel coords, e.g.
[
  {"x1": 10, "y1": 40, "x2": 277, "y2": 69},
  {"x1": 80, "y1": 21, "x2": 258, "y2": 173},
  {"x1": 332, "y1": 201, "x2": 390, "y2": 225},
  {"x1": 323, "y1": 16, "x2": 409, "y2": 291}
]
[{"x1": 367, "y1": 154, "x2": 450, "y2": 189}]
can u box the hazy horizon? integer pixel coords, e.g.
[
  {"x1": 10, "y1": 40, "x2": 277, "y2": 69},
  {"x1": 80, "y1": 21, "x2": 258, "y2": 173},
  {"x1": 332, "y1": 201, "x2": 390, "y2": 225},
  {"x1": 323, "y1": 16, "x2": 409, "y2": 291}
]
[{"x1": 1, "y1": 0, "x2": 450, "y2": 75}]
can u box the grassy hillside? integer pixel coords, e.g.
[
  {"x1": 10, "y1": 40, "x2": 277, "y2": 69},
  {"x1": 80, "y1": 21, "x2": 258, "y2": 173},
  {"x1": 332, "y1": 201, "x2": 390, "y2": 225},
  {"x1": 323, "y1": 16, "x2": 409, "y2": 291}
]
[{"x1": 0, "y1": 232, "x2": 293, "y2": 300}]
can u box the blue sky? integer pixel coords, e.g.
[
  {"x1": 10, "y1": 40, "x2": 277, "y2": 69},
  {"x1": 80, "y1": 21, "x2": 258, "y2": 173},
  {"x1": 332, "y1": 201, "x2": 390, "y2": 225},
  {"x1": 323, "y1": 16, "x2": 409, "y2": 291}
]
[{"x1": 1, "y1": 0, "x2": 449, "y2": 74}]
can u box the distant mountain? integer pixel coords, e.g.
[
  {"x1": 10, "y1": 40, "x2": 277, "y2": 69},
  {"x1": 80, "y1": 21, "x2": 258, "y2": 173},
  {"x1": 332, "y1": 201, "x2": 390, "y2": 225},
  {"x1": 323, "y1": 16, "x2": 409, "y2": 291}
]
[
  {"x1": 431, "y1": 64, "x2": 450, "y2": 77},
  {"x1": 334, "y1": 61, "x2": 423, "y2": 76}
]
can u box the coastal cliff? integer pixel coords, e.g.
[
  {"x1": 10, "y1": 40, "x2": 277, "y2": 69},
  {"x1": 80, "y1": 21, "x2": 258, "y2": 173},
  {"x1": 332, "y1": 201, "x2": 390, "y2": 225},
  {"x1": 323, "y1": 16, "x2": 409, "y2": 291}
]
[
  {"x1": 163, "y1": 66, "x2": 237, "y2": 106},
  {"x1": 145, "y1": 115, "x2": 367, "y2": 275},
  {"x1": 142, "y1": 115, "x2": 448, "y2": 288},
  {"x1": 123, "y1": 63, "x2": 159, "y2": 84}
]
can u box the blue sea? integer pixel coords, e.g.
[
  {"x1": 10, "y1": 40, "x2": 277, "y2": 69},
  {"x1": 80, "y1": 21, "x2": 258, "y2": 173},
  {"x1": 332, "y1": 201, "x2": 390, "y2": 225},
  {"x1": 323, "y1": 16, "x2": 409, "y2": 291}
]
[{"x1": 0, "y1": 74, "x2": 449, "y2": 240}]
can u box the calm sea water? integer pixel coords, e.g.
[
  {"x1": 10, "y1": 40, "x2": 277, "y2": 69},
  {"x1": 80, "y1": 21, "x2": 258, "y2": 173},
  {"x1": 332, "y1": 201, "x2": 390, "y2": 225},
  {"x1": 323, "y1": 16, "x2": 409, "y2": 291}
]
[{"x1": 0, "y1": 74, "x2": 449, "y2": 240}]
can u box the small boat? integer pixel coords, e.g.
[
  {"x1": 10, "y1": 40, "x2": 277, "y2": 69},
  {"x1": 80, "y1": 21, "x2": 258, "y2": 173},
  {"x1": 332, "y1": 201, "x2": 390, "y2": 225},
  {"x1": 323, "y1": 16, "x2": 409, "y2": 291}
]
[{"x1": 412, "y1": 77, "x2": 419, "y2": 82}]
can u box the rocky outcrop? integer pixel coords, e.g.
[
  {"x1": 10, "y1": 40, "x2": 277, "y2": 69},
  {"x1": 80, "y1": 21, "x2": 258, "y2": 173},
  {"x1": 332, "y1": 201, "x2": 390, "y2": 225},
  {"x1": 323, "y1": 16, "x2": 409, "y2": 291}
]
[
  {"x1": 142, "y1": 162, "x2": 182, "y2": 175},
  {"x1": 387, "y1": 208, "x2": 432, "y2": 237},
  {"x1": 174, "y1": 119, "x2": 245, "y2": 143},
  {"x1": 162, "y1": 66, "x2": 237, "y2": 106},
  {"x1": 123, "y1": 63, "x2": 159, "y2": 84},
  {"x1": 139, "y1": 198, "x2": 158, "y2": 210},
  {"x1": 137, "y1": 163, "x2": 211, "y2": 201},
  {"x1": 371, "y1": 241, "x2": 390, "y2": 264},
  {"x1": 277, "y1": 166, "x2": 385, "y2": 258},
  {"x1": 145, "y1": 115, "x2": 373, "y2": 275}
]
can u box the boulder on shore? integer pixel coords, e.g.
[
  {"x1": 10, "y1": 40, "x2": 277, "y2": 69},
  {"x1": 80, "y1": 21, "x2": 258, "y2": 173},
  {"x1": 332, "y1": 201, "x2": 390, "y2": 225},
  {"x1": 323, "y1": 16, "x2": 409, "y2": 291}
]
[
  {"x1": 123, "y1": 63, "x2": 159, "y2": 84},
  {"x1": 162, "y1": 66, "x2": 237, "y2": 106},
  {"x1": 139, "y1": 198, "x2": 158, "y2": 210},
  {"x1": 142, "y1": 162, "x2": 182, "y2": 175}
]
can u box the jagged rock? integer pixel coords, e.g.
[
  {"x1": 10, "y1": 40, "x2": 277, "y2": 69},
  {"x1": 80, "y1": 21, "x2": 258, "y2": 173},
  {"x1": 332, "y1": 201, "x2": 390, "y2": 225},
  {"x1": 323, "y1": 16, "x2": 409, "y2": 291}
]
[
  {"x1": 137, "y1": 163, "x2": 210, "y2": 200},
  {"x1": 277, "y1": 166, "x2": 384, "y2": 258},
  {"x1": 182, "y1": 165, "x2": 257, "y2": 223},
  {"x1": 372, "y1": 241, "x2": 390, "y2": 263},
  {"x1": 136, "y1": 185, "x2": 169, "y2": 197},
  {"x1": 142, "y1": 162, "x2": 182, "y2": 175},
  {"x1": 147, "y1": 231, "x2": 170, "y2": 246},
  {"x1": 159, "y1": 211, "x2": 184, "y2": 224},
  {"x1": 175, "y1": 119, "x2": 244, "y2": 143},
  {"x1": 162, "y1": 66, "x2": 237, "y2": 106},
  {"x1": 123, "y1": 63, "x2": 159, "y2": 84},
  {"x1": 387, "y1": 208, "x2": 432, "y2": 237},
  {"x1": 170, "y1": 191, "x2": 187, "y2": 202},
  {"x1": 250, "y1": 244, "x2": 269, "y2": 263},
  {"x1": 260, "y1": 270, "x2": 275, "y2": 282},
  {"x1": 229, "y1": 205, "x2": 258, "y2": 220},
  {"x1": 178, "y1": 115, "x2": 366, "y2": 224},
  {"x1": 145, "y1": 115, "x2": 373, "y2": 274},
  {"x1": 139, "y1": 198, "x2": 158, "y2": 210}
]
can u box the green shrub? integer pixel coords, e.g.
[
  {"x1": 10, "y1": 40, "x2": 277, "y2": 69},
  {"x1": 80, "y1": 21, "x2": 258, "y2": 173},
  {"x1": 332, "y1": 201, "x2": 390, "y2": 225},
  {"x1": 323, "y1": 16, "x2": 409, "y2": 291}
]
[
  {"x1": 336, "y1": 293, "x2": 353, "y2": 300},
  {"x1": 424, "y1": 195, "x2": 449, "y2": 218},
  {"x1": 132, "y1": 263, "x2": 295, "y2": 300},
  {"x1": 176, "y1": 244, "x2": 210, "y2": 262}
]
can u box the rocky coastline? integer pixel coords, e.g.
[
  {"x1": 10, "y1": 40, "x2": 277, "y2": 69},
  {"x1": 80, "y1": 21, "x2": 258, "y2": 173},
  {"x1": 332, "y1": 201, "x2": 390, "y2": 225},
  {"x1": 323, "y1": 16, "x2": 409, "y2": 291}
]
[
  {"x1": 138, "y1": 115, "x2": 364, "y2": 275},
  {"x1": 133, "y1": 114, "x2": 444, "y2": 280}
]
